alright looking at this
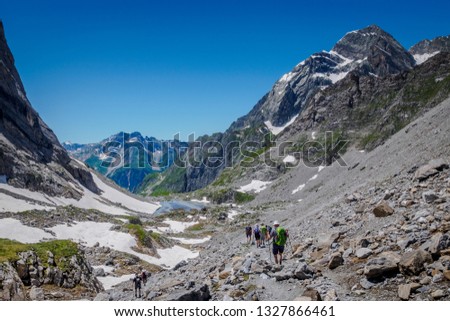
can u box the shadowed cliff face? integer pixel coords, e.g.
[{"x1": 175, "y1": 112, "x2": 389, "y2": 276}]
[{"x1": 0, "y1": 22, "x2": 100, "y2": 197}]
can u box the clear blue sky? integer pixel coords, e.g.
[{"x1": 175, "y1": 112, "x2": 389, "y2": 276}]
[{"x1": 1, "y1": 0, "x2": 449, "y2": 143}]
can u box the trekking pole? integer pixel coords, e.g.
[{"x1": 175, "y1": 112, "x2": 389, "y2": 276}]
[{"x1": 268, "y1": 242, "x2": 272, "y2": 263}]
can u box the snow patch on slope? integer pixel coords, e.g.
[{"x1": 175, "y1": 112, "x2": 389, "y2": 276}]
[
  {"x1": 238, "y1": 180, "x2": 271, "y2": 193},
  {"x1": 264, "y1": 114, "x2": 299, "y2": 135},
  {"x1": 292, "y1": 184, "x2": 305, "y2": 194},
  {"x1": 0, "y1": 171, "x2": 160, "y2": 215},
  {"x1": 413, "y1": 51, "x2": 440, "y2": 65},
  {"x1": 0, "y1": 218, "x2": 53, "y2": 243}
]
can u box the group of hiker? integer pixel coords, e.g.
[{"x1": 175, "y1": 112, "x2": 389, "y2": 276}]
[
  {"x1": 245, "y1": 220, "x2": 289, "y2": 265},
  {"x1": 131, "y1": 221, "x2": 288, "y2": 298},
  {"x1": 132, "y1": 268, "x2": 149, "y2": 298}
]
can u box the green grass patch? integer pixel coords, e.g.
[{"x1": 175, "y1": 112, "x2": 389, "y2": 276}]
[
  {"x1": 186, "y1": 223, "x2": 204, "y2": 232},
  {"x1": 151, "y1": 188, "x2": 171, "y2": 197},
  {"x1": 235, "y1": 191, "x2": 255, "y2": 204},
  {"x1": 0, "y1": 239, "x2": 79, "y2": 271}
]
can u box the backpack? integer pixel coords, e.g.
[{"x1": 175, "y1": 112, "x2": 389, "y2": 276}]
[
  {"x1": 254, "y1": 226, "x2": 260, "y2": 234},
  {"x1": 261, "y1": 225, "x2": 267, "y2": 235},
  {"x1": 274, "y1": 227, "x2": 288, "y2": 246},
  {"x1": 245, "y1": 226, "x2": 252, "y2": 233}
]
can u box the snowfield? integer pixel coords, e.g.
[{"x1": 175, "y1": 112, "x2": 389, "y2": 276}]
[
  {"x1": 0, "y1": 170, "x2": 160, "y2": 216},
  {"x1": 0, "y1": 219, "x2": 199, "y2": 269},
  {"x1": 0, "y1": 218, "x2": 54, "y2": 243},
  {"x1": 413, "y1": 51, "x2": 440, "y2": 65},
  {"x1": 264, "y1": 114, "x2": 299, "y2": 135},
  {"x1": 238, "y1": 180, "x2": 271, "y2": 193},
  {"x1": 157, "y1": 220, "x2": 199, "y2": 233},
  {"x1": 171, "y1": 236, "x2": 211, "y2": 245},
  {"x1": 283, "y1": 155, "x2": 296, "y2": 164}
]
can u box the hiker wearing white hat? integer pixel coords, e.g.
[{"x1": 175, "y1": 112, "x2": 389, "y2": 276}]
[{"x1": 269, "y1": 220, "x2": 288, "y2": 265}]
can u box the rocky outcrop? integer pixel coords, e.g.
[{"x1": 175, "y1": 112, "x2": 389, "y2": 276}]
[
  {"x1": 0, "y1": 262, "x2": 26, "y2": 301},
  {"x1": 0, "y1": 22, "x2": 100, "y2": 197},
  {"x1": 0, "y1": 247, "x2": 102, "y2": 301}
]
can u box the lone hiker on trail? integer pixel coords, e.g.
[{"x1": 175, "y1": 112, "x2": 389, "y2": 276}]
[
  {"x1": 269, "y1": 221, "x2": 289, "y2": 265},
  {"x1": 245, "y1": 226, "x2": 252, "y2": 244},
  {"x1": 133, "y1": 273, "x2": 142, "y2": 298}
]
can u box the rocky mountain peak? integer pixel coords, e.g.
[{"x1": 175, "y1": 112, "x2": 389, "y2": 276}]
[
  {"x1": 409, "y1": 35, "x2": 450, "y2": 64},
  {"x1": 332, "y1": 24, "x2": 415, "y2": 75}
]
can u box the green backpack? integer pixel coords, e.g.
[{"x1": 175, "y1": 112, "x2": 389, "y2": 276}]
[
  {"x1": 274, "y1": 227, "x2": 287, "y2": 246},
  {"x1": 261, "y1": 225, "x2": 267, "y2": 235}
]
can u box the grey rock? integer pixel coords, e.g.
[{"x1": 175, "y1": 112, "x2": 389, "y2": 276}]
[
  {"x1": 398, "y1": 284, "x2": 411, "y2": 300},
  {"x1": 427, "y1": 233, "x2": 450, "y2": 255},
  {"x1": 167, "y1": 284, "x2": 211, "y2": 301},
  {"x1": 94, "y1": 268, "x2": 106, "y2": 277},
  {"x1": 360, "y1": 278, "x2": 375, "y2": 290},
  {"x1": 328, "y1": 252, "x2": 344, "y2": 269},
  {"x1": 414, "y1": 159, "x2": 449, "y2": 181},
  {"x1": 29, "y1": 286, "x2": 45, "y2": 301},
  {"x1": 432, "y1": 273, "x2": 445, "y2": 283},
  {"x1": 301, "y1": 289, "x2": 322, "y2": 301},
  {"x1": 364, "y1": 252, "x2": 400, "y2": 279},
  {"x1": 399, "y1": 249, "x2": 433, "y2": 276},
  {"x1": 422, "y1": 191, "x2": 438, "y2": 203},
  {"x1": 294, "y1": 264, "x2": 315, "y2": 280},
  {"x1": 94, "y1": 293, "x2": 112, "y2": 301},
  {"x1": 431, "y1": 289, "x2": 446, "y2": 300},
  {"x1": 356, "y1": 248, "x2": 373, "y2": 259}
]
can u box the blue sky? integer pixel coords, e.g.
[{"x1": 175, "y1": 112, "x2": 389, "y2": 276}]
[{"x1": 1, "y1": 0, "x2": 449, "y2": 143}]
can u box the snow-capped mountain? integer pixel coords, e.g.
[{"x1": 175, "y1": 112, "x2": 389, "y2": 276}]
[
  {"x1": 231, "y1": 25, "x2": 416, "y2": 133},
  {"x1": 410, "y1": 35, "x2": 450, "y2": 65},
  {"x1": 170, "y1": 24, "x2": 433, "y2": 193}
]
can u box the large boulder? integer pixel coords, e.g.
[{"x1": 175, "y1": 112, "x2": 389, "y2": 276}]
[
  {"x1": 427, "y1": 233, "x2": 450, "y2": 255},
  {"x1": 373, "y1": 201, "x2": 394, "y2": 217},
  {"x1": 399, "y1": 249, "x2": 433, "y2": 276},
  {"x1": 167, "y1": 284, "x2": 211, "y2": 301},
  {"x1": 294, "y1": 264, "x2": 315, "y2": 280},
  {"x1": 364, "y1": 252, "x2": 400, "y2": 279},
  {"x1": 29, "y1": 286, "x2": 44, "y2": 301},
  {"x1": 328, "y1": 252, "x2": 344, "y2": 269},
  {"x1": 0, "y1": 262, "x2": 26, "y2": 301},
  {"x1": 414, "y1": 159, "x2": 449, "y2": 181},
  {"x1": 356, "y1": 248, "x2": 373, "y2": 259},
  {"x1": 398, "y1": 284, "x2": 411, "y2": 300}
]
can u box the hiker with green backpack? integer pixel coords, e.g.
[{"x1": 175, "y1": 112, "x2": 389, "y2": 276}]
[
  {"x1": 269, "y1": 221, "x2": 289, "y2": 265},
  {"x1": 260, "y1": 223, "x2": 268, "y2": 247}
]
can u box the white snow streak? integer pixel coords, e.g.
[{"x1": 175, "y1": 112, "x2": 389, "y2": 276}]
[{"x1": 238, "y1": 180, "x2": 271, "y2": 194}]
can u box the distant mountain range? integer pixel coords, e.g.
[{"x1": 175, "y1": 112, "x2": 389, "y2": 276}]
[{"x1": 63, "y1": 132, "x2": 188, "y2": 193}]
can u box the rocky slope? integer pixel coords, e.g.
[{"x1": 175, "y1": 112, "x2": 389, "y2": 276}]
[{"x1": 0, "y1": 22, "x2": 100, "y2": 198}]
